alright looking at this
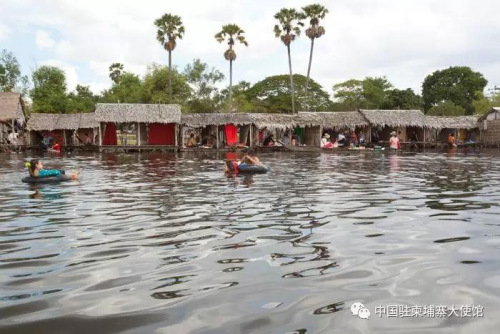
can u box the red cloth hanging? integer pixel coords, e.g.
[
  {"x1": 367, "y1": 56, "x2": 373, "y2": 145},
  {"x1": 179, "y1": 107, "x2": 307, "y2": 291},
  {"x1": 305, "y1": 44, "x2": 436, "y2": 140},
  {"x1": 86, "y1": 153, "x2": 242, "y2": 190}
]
[
  {"x1": 225, "y1": 152, "x2": 238, "y2": 161},
  {"x1": 102, "y1": 123, "x2": 117, "y2": 145},
  {"x1": 225, "y1": 124, "x2": 238, "y2": 146},
  {"x1": 148, "y1": 123, "x2": 176, "y2": 145}
]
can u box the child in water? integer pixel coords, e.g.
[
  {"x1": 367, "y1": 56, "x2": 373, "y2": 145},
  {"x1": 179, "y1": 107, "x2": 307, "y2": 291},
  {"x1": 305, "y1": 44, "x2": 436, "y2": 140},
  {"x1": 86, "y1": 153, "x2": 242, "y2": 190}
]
[{"x1": 27, "y1": 159, "x2": 82, "y2": 180}]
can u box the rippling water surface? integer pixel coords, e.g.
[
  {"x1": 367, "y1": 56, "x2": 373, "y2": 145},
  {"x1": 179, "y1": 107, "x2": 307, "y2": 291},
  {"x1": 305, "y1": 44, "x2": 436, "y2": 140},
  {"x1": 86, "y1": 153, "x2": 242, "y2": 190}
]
[{"x1": 1, "y1": 150, "x2": 500, "y2": 334}]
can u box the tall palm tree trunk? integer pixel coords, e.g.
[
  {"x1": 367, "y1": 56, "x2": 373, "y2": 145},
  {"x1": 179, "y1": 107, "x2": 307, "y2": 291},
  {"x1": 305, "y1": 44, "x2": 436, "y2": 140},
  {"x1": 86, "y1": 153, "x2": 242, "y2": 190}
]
[
  {"x1": 287, "y1": 44, "x2": 295, "y2": 114},
  {"x1": 229, "y1": 59, "x2": 233, "y2": 112},
  {"x1": 168, "y1": 50, "x2": 172, "y2": 103},
  {"x1": 305, "y1": 37, "x2": 315, "y2": 111}
]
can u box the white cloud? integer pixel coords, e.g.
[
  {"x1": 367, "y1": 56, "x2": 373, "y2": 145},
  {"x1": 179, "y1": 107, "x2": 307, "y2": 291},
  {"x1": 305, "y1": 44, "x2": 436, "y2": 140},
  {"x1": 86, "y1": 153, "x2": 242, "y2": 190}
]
[
  {"x1": 3, "y1": 0, "x2": 500, "y2": 95},
  {"x1": 35, "y1": 30, "x2": 55, "y2": 48},
  {"x1": 0, "y1": 23, "x2": 9, "y2": 40}
]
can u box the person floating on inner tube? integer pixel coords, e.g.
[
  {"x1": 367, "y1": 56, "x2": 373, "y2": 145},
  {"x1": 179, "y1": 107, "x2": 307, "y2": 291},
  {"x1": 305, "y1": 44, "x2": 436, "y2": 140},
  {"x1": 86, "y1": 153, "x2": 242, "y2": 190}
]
[
  {"x1": 225, "y1": 149, "x2": 261, "y2": 173},
  {"x1": 26, "y1": 159, "x2": 82, "y2": 180}
]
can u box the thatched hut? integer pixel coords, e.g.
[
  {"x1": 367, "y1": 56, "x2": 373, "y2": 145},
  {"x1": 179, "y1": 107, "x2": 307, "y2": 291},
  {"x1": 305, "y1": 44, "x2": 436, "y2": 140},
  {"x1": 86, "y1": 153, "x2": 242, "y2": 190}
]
[
  {"x1": 0, "y1": 92, "x2": 26, "y2": 144},
  {"x1": 478, "y1": 107, "x2": 500, "y2": 145},
  {"x1": 296, "y1": 111, "x2": 370, "y2": 146},
  {"x1": 95, "y1": 103, "x2": 181, "y2": 147},
  {"x1": 26, "y1": 113, "x2": 99, "y2": 147},
  {"x1": 425, "y1": 115, "x2": 480, "y2": 143},
  {"x1": 359, "y1": 109, "x2": 427, "y2": 142}
]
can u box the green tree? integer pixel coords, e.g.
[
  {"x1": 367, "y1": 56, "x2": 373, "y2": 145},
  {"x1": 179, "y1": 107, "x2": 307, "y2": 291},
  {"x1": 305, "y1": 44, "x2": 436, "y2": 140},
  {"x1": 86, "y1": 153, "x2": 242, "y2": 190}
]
[
  {"x1": 183, "y1": 59, "x2": 225, "y2": 112},
  {"x1": 332, "y1": 76, "x2": 393, "y2": 109},
  {"x1": 142, "y1": 63, "x2": 191, "y2": 106},
  {"x1": 274, "y1": 8, "x2": 305, "y2": 114},
  {"x1": 246, "y1": 74, "x2": 333, "y2": 113},
  {"x1": 422, "y1": 66, "x2": 487, "y2": 115},
  {"x1": 382, "y1": 88, "x2": 422, "y2": 109},
  {"x1": 0, "y1": 49, "x2": 29, "y2": 95},
  {"x1": 67, "y1": 85, "x2": 99, "y2": 113},
  {"x1": 215, "y1": 24, "x2": 248, "y2": 111},
  {"x1": 218, "y1": 81, "x2": 255, "y2": 112},
  {"x1": 101, "y1": 72, "x2": 146, "y2": 103},
  {"x1": 154, "y1": 13, "x2": 185, "y2": 103},
  {"x1": 109, "y1": 63, "x2": 124, "y2": 83},
  {"x1": 427, "y1": 101, "x2": 465, "y2": 116},
  {"x1": 31, "y1": 65, "x2": 68, "y2": 113},
  {"x1": 302, "y1": 4, "x2": 328, "y2": 110}
]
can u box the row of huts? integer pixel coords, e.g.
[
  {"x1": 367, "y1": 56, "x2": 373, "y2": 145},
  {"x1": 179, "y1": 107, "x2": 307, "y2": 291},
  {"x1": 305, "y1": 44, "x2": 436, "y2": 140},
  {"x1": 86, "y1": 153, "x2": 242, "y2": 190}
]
[{"x1": 2, "y1": 92, "x2": 500, "y2": 150}]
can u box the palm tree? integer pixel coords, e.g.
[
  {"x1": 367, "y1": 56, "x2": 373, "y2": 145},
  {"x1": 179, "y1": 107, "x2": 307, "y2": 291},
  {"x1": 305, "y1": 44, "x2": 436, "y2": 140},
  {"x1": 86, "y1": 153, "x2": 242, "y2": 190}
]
[
  {"x1": 109, "y1": 63, "x2": 124, "y2": 83},
  {"x1": 154, "y1": 14, "x2": 185, "y2": 103},
  {"x1": 274, "y1": 8, "x2": 305, "y2": 114},
  {"x1": 215, "y1": 24, "x2": 248, "y2": 112},
  {"x1": 303, "y1": 4, "x2": 328, "y2": 111}
]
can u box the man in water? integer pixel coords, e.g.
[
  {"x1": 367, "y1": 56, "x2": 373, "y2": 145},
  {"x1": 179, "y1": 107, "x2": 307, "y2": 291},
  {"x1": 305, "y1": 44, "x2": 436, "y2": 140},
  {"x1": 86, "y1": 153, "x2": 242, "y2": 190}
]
[{"x1": 225, "y1": 149, "x2": 261, "y2": 173}]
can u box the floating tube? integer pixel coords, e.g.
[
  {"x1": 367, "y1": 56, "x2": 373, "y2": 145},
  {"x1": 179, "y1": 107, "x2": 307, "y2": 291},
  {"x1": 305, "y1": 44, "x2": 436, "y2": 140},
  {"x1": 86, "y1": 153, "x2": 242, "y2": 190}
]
[
  {"x1": 237, "y1": 164, "x2": 269, "y2": 174},
  {"x1": 22, "y1": 175, "x2": 72, "y2": 184}
]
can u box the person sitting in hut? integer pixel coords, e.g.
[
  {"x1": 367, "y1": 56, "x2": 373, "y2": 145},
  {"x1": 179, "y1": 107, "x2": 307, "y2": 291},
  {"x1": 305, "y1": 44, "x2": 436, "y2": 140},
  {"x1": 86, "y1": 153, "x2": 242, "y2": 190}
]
[
  {"x1": 187, "y1": 133, "x2": 197, "y2": 147},
  {"x1": 207, "y1": 135, "x2": 216, "y2": 148},
  {"x1": 27, "y1": 159, "x2": 81, "y2": 180},
  {"x1": 291, "y1": 135, "x2": 298, "y2": 146},
  {"x1": 359, "y1": 132, "x2": 366, "y2": 147},
  {"x1": 350, "y1": 131, "x2": 358, "y2": 147},
  {"x1": 262, "y1": 134, "x2": 275, "y2": 146},
  {"x1": 337, "y1": 132, "x2": 346, "y2": 146},
  {"x1": 389, "y1": 131, "x2": 400, "y2": 150},
  {"x1": 282, "y1": 133, "x2": 290, "y2": 146},
  {"x1": 448, "y1": 133, "x2": 457, "y2": 148},
  {"x1": 321, "y1": 133, "x2": 333, "y2": 148}
]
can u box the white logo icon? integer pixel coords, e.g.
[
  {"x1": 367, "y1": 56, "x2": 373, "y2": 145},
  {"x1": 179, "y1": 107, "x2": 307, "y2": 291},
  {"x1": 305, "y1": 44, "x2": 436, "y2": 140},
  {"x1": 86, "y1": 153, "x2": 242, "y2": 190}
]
[{"x1": 351, "y1": 302, "x2": 371, "y2": 319}]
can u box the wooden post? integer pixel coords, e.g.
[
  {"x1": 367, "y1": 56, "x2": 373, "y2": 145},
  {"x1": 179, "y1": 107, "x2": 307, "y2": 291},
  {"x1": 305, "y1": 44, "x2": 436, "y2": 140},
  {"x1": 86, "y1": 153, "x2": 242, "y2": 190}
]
[
  {"x1": 174, "y1": 124, "x2": 178, "y2": 148},
  {"x1": 63, "y1": 130, "x2": 67, "y2": 147},
  {"x1": 99, "y1": 123, "x2": 103, "y2": 146},
  {"x1": 319, "y1": 126, "x2": 323, "y2": 147},
  {"x1": 137, "y1": 122, "x2": 141, "y2": 146},
  {"x1": 216, "y1": 125, "x2": 219, "y2": 149},
  {"x1": 249, "y1": 125, "x2": 253, "y2": 147}
]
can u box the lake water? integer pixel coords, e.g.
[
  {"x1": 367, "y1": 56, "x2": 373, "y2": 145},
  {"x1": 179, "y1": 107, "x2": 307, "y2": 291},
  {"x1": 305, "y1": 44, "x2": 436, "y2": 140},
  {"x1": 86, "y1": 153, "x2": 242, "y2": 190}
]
[{"x1": 1, "y1": 150, "x2": 500, "y2": 334}]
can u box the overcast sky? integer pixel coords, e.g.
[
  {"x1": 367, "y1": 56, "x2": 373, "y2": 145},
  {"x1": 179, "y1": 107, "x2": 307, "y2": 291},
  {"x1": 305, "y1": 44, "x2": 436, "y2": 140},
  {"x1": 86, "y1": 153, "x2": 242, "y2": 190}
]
[{"x1": 1, "y1": 0, "x2": 499, "y2": 97}]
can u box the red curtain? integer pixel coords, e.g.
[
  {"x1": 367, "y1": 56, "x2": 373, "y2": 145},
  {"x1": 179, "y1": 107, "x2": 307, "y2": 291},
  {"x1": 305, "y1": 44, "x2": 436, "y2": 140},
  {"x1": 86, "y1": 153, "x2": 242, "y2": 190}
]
[
  {"x1": 225, "y1": 124, "x2": 238, "y2": 146},
  {"x1": 103, "y1": 123, "x2": 117, "y2": 145},
  {"x1": 148, "y1": 123, "x2": 176, "y2": 145}
]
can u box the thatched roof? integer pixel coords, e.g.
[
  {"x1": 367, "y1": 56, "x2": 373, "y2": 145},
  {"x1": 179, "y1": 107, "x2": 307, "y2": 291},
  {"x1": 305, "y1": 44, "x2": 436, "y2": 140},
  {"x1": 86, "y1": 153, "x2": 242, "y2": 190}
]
[
  {"x1": 0, "y1": 92, "x2": 25, "y2": 122},
  {"x1": 180, "y1": 113, "x2": 255, "y2": 127},
  {"x1": 79, "y1": 113, "x2": 99, "y2": 129},
  {"x1": 27, "y1": 113, "x2": 99, "y2": 131},
  {"x1": 425, "y1": 116, "x2": 479, "y2": 130},
  {"x1": 95, "y1": 103, "x2": 181, "y2": 123},
  {"x1": 359, "y1": 109, "x2": 426, "y2": 127},
  {"x1": 297, "y1": 111, "x2": 369, "y2": 129},
  {"x1": 478, "y1": 107, "x2": 500, "y2": 122},
  {"x1": 26, "y1": 114, "x2": 61, "y2": 131}
]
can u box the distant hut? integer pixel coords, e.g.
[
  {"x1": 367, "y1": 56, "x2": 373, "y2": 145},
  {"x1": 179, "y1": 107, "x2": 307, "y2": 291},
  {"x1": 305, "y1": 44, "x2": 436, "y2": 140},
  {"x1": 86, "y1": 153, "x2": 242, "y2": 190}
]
[
  {"x1": 26, "y1": 114, "x2": 62, "y2": 147},
  {"x1": 0, "y1": 92, "x2": 26, "y2": 144},
  {"x1": 478, "y1": 107, "x2": 500, "y2": 145},
  {"x1": 180, "y1": 113, "x2": 255, "y2": 147},
  {"x1": 359, "y1": 109, "x2": 427, "y2": 143},
  {"x1": 95, "y1": 104, "x2": 181, "y2": 147},
  {"x1": 425, "y1": 115, "x2": 480, "y2": 143},
  {"x1": 297, "y1": 111, "x2": 370, "y2": 146}
]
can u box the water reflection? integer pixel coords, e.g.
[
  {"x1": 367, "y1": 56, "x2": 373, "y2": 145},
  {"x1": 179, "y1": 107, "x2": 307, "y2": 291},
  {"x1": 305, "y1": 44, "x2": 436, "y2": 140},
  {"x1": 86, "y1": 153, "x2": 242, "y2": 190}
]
[{"x1": 0, "y1": 151, "x2": 499, "y2": 333}]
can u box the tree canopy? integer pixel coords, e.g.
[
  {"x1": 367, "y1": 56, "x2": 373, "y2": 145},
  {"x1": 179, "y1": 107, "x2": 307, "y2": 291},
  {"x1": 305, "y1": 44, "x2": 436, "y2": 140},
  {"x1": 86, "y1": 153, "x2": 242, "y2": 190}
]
[
  {"x1": 422, "y1": 66, "x2": 488, "y2": 115},
  {"x1": 31, "y1": 65, "x2": 68, "y2": 113},
  {"x1": 0, "y1": 49, "x2": 29, "y2": 95},
  {"x1": 246, "y1": 74, "x2": 333, "y2": 112}
]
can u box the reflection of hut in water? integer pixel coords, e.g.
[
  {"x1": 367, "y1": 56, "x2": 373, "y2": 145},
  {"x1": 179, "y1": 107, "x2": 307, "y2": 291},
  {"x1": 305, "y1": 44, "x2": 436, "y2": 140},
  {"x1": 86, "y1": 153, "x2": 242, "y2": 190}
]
[
  {"x1": 26, "y1": 113, "x2": 99, "y2": 148},
  {"x1": 95, "y1": 103, "x2": 181, "y2": 148},
  {"x1": 478, "y1": 107, "x2": 500, "y2": 146},
  {"x1": 0, "y1": 92, "x2": 26, "y2": 144},
  {"x1": 297, "y1": 111, "x2": 370, "y2": 146},
  {"x1": 425, "y1": 116, "x2": 480, "y2": 143},
  {"x1": 359, "y1": 109, "x2": 427, "y2": 143}
]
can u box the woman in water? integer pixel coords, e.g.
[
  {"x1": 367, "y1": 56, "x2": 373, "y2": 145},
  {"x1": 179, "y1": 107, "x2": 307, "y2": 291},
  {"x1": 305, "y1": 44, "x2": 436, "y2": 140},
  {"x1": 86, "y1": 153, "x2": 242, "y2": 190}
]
[{"x1": 28, "y1": 159, "x2": 81, "y2": 180}]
